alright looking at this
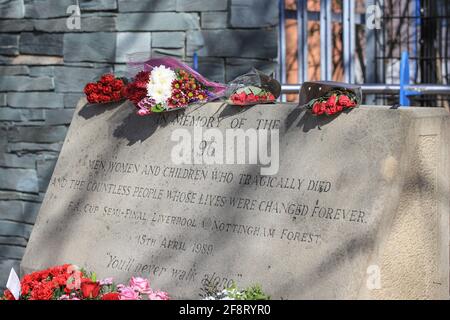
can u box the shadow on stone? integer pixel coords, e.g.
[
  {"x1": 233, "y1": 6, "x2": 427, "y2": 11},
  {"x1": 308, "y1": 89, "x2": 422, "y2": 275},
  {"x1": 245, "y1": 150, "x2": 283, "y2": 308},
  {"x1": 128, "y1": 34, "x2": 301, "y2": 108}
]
[
  {"x1": 78, "y1": 101, "x2": 122, "y2": 119},
  {"x1": 113, "y1": 108, "x2": 185, "y2": 146},
  {"x1": 286, "y1": 105, "x2": 356, "y2": 133},
  {"x1": 217, "y1": 103, "x2": 262, "y2": 120}
]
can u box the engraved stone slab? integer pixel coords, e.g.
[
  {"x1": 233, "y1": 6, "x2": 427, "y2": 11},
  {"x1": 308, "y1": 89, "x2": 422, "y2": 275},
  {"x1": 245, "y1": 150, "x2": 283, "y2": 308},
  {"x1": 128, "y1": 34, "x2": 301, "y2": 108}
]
[{"x1": 21, "y1": 100, "x2": 450, "y2": 299}]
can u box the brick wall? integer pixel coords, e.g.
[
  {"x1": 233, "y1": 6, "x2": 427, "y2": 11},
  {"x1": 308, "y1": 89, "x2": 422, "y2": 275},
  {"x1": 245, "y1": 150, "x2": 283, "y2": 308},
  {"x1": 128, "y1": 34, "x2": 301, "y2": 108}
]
[{"x1": 0, "y1": 0, "x2": 278, "y2": 291}]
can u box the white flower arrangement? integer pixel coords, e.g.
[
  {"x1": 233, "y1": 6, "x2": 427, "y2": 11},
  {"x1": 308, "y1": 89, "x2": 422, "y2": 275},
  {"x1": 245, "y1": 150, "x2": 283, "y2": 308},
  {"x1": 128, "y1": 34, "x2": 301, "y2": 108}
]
[{"x1": 146, "y1": 65, "x2": 176, "y2": 104}]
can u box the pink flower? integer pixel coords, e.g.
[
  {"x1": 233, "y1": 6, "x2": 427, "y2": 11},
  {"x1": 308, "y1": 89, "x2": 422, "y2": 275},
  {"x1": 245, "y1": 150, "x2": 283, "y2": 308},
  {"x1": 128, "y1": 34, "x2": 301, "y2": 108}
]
[
  {"x1": 137, "y1": 108, "x2": 150, "y2": 116},
  {"x1": 119, "y1": 286, "x2": 140, "y2": 300},
  {"x1": 148, "y1": 290, "x2": 170, "y2": 300},
  {"x1": 129, "y1": 277, "x2": 152, "y2": 294},
  {"x1": 99, "y1": 277, "x2": 113, "y2": 286}
]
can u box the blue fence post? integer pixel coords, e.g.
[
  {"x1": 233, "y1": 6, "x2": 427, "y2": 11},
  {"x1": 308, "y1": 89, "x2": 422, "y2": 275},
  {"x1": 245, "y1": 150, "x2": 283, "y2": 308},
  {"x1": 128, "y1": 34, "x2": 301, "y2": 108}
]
[
  {"x1": 193, "y1": 52, "x2": 199, "y2": 71},
  {"x1": 399, "y1": 51, "x2": 410, "y2": 106}
]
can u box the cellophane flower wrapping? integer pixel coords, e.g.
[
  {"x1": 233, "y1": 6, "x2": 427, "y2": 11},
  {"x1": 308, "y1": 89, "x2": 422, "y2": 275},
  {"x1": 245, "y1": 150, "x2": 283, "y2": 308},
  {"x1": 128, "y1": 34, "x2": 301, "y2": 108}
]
[
  {"x1": 225, "y1": 69, "x2": 281, "y2": 106},
  {"x1": 124, "y1": 56, "x2": 226, "y2": 116},
  {"x1": 300, "y1": 81, "x2": 362, "y2": 116}
]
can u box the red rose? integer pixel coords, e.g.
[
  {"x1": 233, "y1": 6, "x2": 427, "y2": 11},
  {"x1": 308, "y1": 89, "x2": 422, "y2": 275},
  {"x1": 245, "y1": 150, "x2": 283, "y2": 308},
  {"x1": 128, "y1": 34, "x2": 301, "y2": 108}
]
[
  {"x1": 3, "y1": 289, "x2": 15, "y2": 300},
  {"x1": 101, "y1": 74, "x2": 115, "y2": 83},
  {"x1": 312, "y1": 102, "x2": 321, "y2": 115},
  {"x1": 326, "y1": 95, "x2": 337, "y2": 108},
  {"x1": 101, "y1": 292, "x2": 120, "y2": 300},
  {"x1": 268, "y1": 93, "x2": 275, "y2": 101},
  {"x1": 80, "y1": 280, "x2": 101, "y2": 299}
]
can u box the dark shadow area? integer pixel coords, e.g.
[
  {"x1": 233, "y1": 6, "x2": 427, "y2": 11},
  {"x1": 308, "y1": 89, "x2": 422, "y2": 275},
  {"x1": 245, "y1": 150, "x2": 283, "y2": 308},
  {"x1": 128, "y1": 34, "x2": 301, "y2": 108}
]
[
  {"x1": 217, "y1": 103, "x2": 261, "y2": 120},
  {"x1": 286, "y1": 105, "x2": 356, "y2": 133},
  {"x1": 112, "y1": 108, "x2": 185, "y2": 146},
  {"x1": 78, "y1": 101, "x2": 123, "y2": 120}
]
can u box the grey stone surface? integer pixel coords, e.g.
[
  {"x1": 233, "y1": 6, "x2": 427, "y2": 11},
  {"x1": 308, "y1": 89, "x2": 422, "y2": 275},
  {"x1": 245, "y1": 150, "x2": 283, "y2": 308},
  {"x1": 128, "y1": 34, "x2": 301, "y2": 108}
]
[
  {"x1": 176, "y1": 0, "x2": 227, "y2": 12},
  {"x1": 0, "y1": 107, "x2": 44, "y2": 121},
  {"x1": 0, "y1": 93, "x2": 6, "y2": 106},
  {"x1": 0, "y1": 0, "x2": 25, "y2": 18},
  {"x1": 7, "y1": 92, "x2": 64, "y2": 109},
  {"x1": 0, "y1": 190, "x2": 43, "y2": 202},
  {"x1": 79, "y1": 0, "x2": 117, "y2": 11},
  {"x1": 0, "y1": 35, "x2": 19, "y2": 55},
  {"x1": 0, "y1": 153, "x2": 36, "y2": 169},
  {"x1": 19, "y1": 33, "x2": 64, "y2": 56},
  {"x1": 36, "y1": 156, "x2": 57, "y2": 191},
  {"x1": 115, "y1": 32, "x2": 151, "y2": 63},
  {"x1": 0, "y1": 76, "x2": 54, "y2": 91},
  {"x1": 64, "y1": 33, "x2": 116, "y2": 62},
  {"x1": 187, "y1": 56, "x2": 224, "y2": 82},
  {"x1": 152, "y1": 32, "x2": 185, "y2": 48},
  {"x1": 0, "y1": 19, "x2": 33, "y2": 32},
  {"x1": 44, "y1": 108, "x2": 74, "y2": 125},
  {"x1": 7, "y1": 142, "x2": 63, "y2": 153},
  {"x1": 0, "y1": 168, "x2": 38, "y2": 193},
  {"x1": 0, "y1": 66, "x2": 30, "y2": 76},
  {"x1": 0, "y1": 259, "x2": 21, "y2": 295},
  {"x1": 0, "y1": 236, "x2": 28, "y2": 246},
  {"x1": 117, "y1": 13, "x2": 200, "y2": 31},
  {"x1": 64, "y1": 93, "x2": 83, "y2": 108},
  {"x1": 25, "y1": 0, "x2": 73, "y2": 18},
  {"x1": 54, "y1": 66, "x2": 112, "y2": 92},
  {"x1": 21, "y1": 102, "x2": 450, "y2": 299},
  {"x1": 8, "y1": 125, "x2": 67, "y2": 143},
  {"x1": 0, "y1": 245, "x2": 25, "y2": 259},
  {"x1": 225, "y1": 58, "x2": 277, "y2": 81},
  {"x1": 118, "y1": 0, "x2": 176, "y2": 12},
  {"x1": 230, "y1": 0, "x2": 278, "y2": 28},
  {"x1": 151, "y1": 48, "x2": 184, "y2": 59},
  {"x1": 34, "y1": 15, "x2": 117, "y2": 32},
  {"x1": 0, "y1": 200, "x2": 40, "y2": 224},
  {"x1": 0, "y1": 221, "x2": 32, "y2": 238},
  {"x1": 187, "y1": 29, "x2": 278, "y2": 58},
  {"x1": 29, "y1": 66, "x2": 54, "y2": 77},
  {"x1": 201, "y1": 11, "x2": 228, "y2": 29}
]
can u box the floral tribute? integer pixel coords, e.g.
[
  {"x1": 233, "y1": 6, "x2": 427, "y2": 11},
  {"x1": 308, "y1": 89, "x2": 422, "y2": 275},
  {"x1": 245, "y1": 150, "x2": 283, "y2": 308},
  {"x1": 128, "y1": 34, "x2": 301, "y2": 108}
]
[
  {"x1": 0, "y1": 264, "x2": 169, "y2": 301},
  {"x1": 83, "y1": 74, "x2": 126, "y2": 104},
  {"x1": 307, "y1": 89, "x2": 358, "y2": 116},
  {"x1": 202, "y1": 282, "x2": 270, "y2": 300},
  {"x1": 225, "y1": 69, "x2": 281, "y2": 107},
  {"x1": 123, "y1": 57, "x2": 225, "y2": 116},
  {"x1": 229, "y1": 86, "x2": 276, "y2": 106}
]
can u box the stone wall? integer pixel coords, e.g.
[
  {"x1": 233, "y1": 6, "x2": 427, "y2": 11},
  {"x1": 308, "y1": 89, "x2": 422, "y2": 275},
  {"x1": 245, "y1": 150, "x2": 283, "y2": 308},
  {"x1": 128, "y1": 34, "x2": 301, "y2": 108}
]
[{"x1": 0, "y1": 0, "x2": 278, "y2": 290}]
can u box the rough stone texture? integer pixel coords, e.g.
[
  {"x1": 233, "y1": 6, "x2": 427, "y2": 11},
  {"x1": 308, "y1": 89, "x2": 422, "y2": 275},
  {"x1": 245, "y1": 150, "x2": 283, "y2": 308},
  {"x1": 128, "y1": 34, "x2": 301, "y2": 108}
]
[
  {"x1": 0, "y1": 0, "x2": 278, "y2": 293},
  {"x1": 226, "y1": 58, "x2": 278, "y2": 81},
  {"x1": 118, "y1": 0, "x2": 176, "y2": 12},
  {"x1": 117, "y1": 13, "x2": 200, "y2": 31},
  {"x1": 25, "y1": 0, "x2": 73, "y2": 18},
  {"x1": 0, "y1": 76, "x2": 54, "y2": 91},
  {"x1": 230, "y1": 0, "x2": 278, "y2": 28},
  {"x1": 201, "y1": 11, "x2": 228, "y2": 29},
  {"x1": 115, "y1": 33, "x2": 151, "y2": 63},
  {"x1": 0, "y1": 0, "x2": 25, "y2": 19},
  {"x1": 187, "y1": 29, "x2": 278, "y2": 58},
  {"x1": 21, "y1": 102, "x2": 450, "y2": 299},
  {"x1": 64, "y1": 33, "x2": 116, "y2": 62},
  {"x1": 7, "y1": 92, "x2": 64, "y2": 109},
  {"x1": 34, "y1": 15, "x2": 117, "y2": 33},
  {"x1": 79, "y1": 0, "x2": 117, "y2": 11},
  {"x1": 0, "y1": 19, "x2": 33, "y2": 32},
  {"x1": 176, "y1": 0, "x2": 228, "y2": 12},
  {"x1": 0, "y1": 168, "x2": 38, "y2": 193},
  {"x1": 0, "y1": 34, "x2": 19, "y2": 55},
  {"x1": 54, "y1": 66, "x2": 112, "y2": 92},
  {"x1": 152, "y1": 32, "x2": 185, "y2": 48},
  {"x1": 19, "y1": 33, "x2": 63, "y2": 56}
]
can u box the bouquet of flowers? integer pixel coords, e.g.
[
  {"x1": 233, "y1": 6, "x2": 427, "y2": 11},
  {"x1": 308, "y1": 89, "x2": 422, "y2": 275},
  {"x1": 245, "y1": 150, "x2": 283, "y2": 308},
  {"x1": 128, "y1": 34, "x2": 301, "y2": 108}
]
[
  {"x1": 225, "y1": 69, "x2": 281, "y2": 106},
  {"x1": 300, "y1": 81, "x2": 361, "y2": 116},
  {"x1": 1, "y1": 264, "x2": 169, "y2": 301},
  {"x1": 83, "y1": 74, "x2": 127, "y2": 104},
  {"x1": 308, "y1": 89, "x2": 358, "y2": 116},
  {"x1": 124, "y1": 57, "x2": 226, "y2": 116}
]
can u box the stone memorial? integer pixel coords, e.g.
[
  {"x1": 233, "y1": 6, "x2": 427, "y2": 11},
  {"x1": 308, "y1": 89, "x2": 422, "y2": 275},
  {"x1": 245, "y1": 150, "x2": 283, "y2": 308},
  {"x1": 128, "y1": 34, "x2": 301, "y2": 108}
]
[{"x1": 21, "y1": 99, "x2": 450, "y2": 299}]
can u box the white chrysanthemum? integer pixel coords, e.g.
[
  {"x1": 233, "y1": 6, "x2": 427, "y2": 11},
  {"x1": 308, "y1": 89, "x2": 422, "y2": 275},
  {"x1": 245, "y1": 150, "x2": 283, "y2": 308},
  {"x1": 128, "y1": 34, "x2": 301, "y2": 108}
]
[
  {"x1": 150, "y1": 65, "x2": 176, "y2": 87},
  {"x1": 147, "y1": 82, "x2": 172, "y2": 104},
  {"x1": 146, "y1": 65, "x2": 176, "y2": 105}
]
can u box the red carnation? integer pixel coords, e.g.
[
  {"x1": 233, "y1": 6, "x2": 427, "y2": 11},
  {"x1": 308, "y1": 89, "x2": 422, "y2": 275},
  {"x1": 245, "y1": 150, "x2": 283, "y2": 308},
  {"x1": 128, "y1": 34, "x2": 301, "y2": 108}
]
[
  {"x1": 101, "y1": 292, "x2": 120, "y2": 300},
  {"x1": 80, "y1": 280, "x2": 101, "y2": 299}
]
